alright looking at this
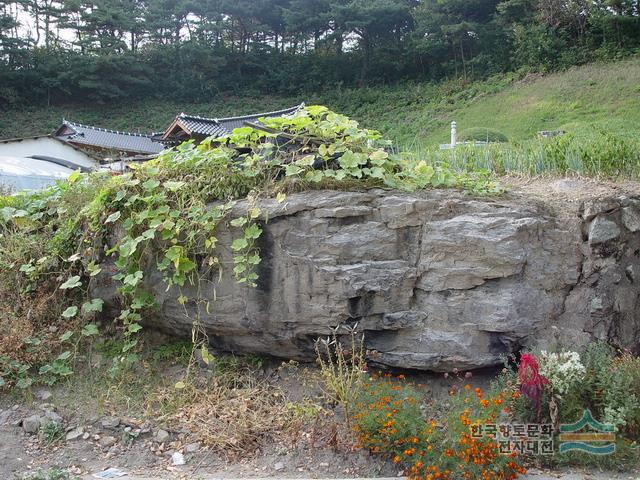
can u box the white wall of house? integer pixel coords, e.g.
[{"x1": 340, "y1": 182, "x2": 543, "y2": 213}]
[{"x1": 0, "y1": 137, "x2": 97, "y2": 169}]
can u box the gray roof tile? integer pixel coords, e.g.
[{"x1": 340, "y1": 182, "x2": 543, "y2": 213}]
[
  {"x1": 173, "y1": 104, "x2": 304, "y2": 138},
  {"x1": 56, "y1": 121, "x2": 165, "y2": 154}
]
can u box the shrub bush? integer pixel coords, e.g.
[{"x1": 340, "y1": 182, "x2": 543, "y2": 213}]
[
  {"x1": 496, "y1": 346, "x2": 640, "y2": 469},
  {"x1": 458, "y1": 128, "x2": 509, "y2": 144}
]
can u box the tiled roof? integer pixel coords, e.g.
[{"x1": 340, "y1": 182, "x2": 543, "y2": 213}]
[
  {"x1": 165, "y1": 104, "x2": 304, "y2": 139},
  {"x1": 55, "y1": 121, "x2": 165, "y2": 154}
]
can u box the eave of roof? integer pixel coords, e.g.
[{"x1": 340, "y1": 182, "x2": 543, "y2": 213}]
[
  {"x1": 0, "y1": 134, "x2": 52, "y2": 143},
  {"x1": 162, "y1": 103, "x2": 305, "y2": 141},
  {"x1": 55, "y1": 120, "x2": 165, "y2": 155}
]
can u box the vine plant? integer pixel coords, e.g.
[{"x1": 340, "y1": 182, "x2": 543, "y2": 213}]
[{"x1": 0, "y1": 106, "x2": 501, "y2": 389}]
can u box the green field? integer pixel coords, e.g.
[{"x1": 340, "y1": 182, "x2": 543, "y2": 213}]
[{"x1": 1, "y1": 57, "x2": 639, "y2": 176}]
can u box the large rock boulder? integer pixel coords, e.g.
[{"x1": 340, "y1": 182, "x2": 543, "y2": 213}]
[{"x1": 93, "y1": 188, "x2": 640, "y2": 371}]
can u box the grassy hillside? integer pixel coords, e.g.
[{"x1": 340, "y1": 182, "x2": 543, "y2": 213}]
[{"x1": 1, "y1": 56, "x2": 639, "y2": 150}]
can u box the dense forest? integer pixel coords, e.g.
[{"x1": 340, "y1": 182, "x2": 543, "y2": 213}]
[{"x1": 0, "y1": 0, "x2": 639, "y2": 107}]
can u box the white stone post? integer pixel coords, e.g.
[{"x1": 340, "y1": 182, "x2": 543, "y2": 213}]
[{"x1": 451, "y1": 121, "x2": 457, "y2": 148}]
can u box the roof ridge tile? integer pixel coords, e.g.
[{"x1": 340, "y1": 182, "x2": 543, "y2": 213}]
[{"x1": 64, "y1": 120, "x2": 154, "y2": 138}]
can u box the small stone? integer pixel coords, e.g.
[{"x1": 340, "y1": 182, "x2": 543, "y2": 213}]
[
  {"x1": 22, "y1": 415, "x2": 41, "y2": 434},
  {"x1": 82, "y1": 432, "x2": 90, "y2": 440},
  {"x1": 588, "y1": 216, "x2": 621, "y2": 245},
  {"x1": 274, "y1": 462, "x2": 285, "y2": 472},
  {"x1": 184, "y1": 442, "x2": 201, "y2": 454},
  {"x1": 582, "y1": 198, "x2": 620, "y2": 221},
  {"x1": 101, "y1": 416, "x2": 120, "y2": 429},
  {"x1": 621, "y1": 207, "x2": 640, "y2": 232},
  {"x1": 155, "y1": 429, "x2": 170, "y2": 443},
  {"x1": 99, "y1": 435, "x2": 117, "y2": 448},
  {"x1": 171, "y1": 451, "x2": 186, "y2": 466},
  {"x1": 66, "y1": 427, "x2": 84, "y2": 441},
  {"x1": 35, "y1": 390, "x2": 53, "y2": 401},
  {"x1": 44, "y1": 410, "x2": 62, "y2": 425},
  {"x1": 591, "y1": 297, "x2": 603, "y2": 312},
  {"x1": 625, "y1": 265, "x2": 635, "y2": 283}
]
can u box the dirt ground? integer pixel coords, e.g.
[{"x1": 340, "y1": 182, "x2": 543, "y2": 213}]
[
  {"x1": 1, "y1": 356, "x2": 638, "y2": 480},
  {"x1": 500, "y1": 175, "x2": 640, "y2": 219},
  {"x1": 1, "y1": 357, "x2": 395, "y2": 480}
]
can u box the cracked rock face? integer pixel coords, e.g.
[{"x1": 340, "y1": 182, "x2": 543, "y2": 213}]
[{"x1": 93, "y1": 189, "x2": 640, "y2": 371}]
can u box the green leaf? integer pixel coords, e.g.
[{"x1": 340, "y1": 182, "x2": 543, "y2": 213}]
[
  {"x1": 369, "y1": 167, "x2": 386, "y2": 179},
  {"x1": 60, "y1": 276, "x2": 82, "y2": 290},
  {"x1": 231, "y1": 237, "x2": 249, "y2": 251},
  {"x1": 141, "y1": 228, "x2": 156, "y2": 240},
  {"x1": 123, "y1": 270, "x2": 144, "y2": 287},
  {"x1": 82, "y1": 298, "x2": 104, "y2": 313},
  {"x1": 119, "y1": 237, "x2": 142, "y2": 258},
  {"x1": 127, "y1": 323, "x2": 143, "y2": 334},
  {"x1": 305, "y1": 170, "x2": 324, "y2": 183},
  {"x1": 230, "y1": 217, "x2": 247, "y2": 228},
  {"x1": 174, "y1": 381, "x2": 186, "y2": 389},
  {"x1": 16, "y1": 377, "x2": 33, "y2": 389},
  {"x1": 369, "y1": 149, "x2": 389, "y2": 165},
  {"x1": 105, "y1": 211, "x2": 121, "y2": 223},
  {"x1": 244, "y1": 224, "x2": 262, "y2": 240},
  {"x1": 285, "y1": 164, "x2": 303, "y2": 176},
  {"x1": 142, "y1": 179, "x2": 161, "y2": 191},
  {"x1": 62, "y1": 306, "x2": 78, "y2": 318},
  {"x1": 296, "y1": 154, "x2": 316, "y2": 166},
  {"x1": 59, "y1": 331, "x2": 74, "y2": 342},
  {"x1": 81, "y1": 324, "x2": 99, "y2": 337},
  {"x1": 200, "y1": 345, "x2": 214, "y2": 365},
  {"x1": 163, "y1": 181, "x2": 185, "y2": 191},
  {"x1": 338, "y1": 150, "x2": 359, "y2": 169},
  {"x1": 56, "y1": 350, "x2": 72, "y2": 361},
  {"x1": 68, "y1": 170, "x2": 82, "y2": 183},
  {"x1": 247, "y1": 254, "x2": 261, "y2": 265}
]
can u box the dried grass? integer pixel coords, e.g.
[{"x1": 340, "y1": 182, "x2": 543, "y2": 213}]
[{"x1": 156, "y1": 369, "x2": 293, "y2": 455}]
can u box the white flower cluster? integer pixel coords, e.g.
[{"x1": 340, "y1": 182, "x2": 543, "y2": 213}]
[{"x1": 538, "y1": 350, "x2": 586, "y2": 396}]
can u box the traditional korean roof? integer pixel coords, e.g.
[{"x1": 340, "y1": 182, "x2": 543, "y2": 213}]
[
  {"x1": 162, "y1": 104, "x2": 304, "y2": 141},
  {"x1": 54, "y1": 121, "x2": 165, "y2": 155}
]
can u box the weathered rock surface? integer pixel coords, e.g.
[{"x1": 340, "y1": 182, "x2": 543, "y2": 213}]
[{"x1": 93, "y1": 188, "x2": 640, "y2": 371}]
